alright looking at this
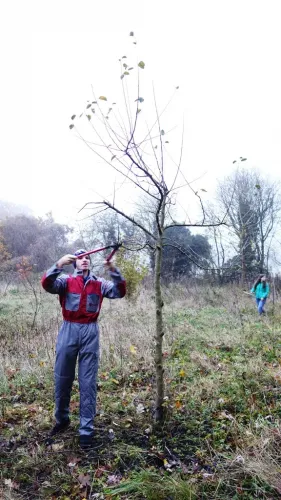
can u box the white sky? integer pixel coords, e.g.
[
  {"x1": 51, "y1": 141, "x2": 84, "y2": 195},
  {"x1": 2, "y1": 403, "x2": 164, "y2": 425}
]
[{"x1": 1, "y1": 0, "x2": 281, "y2": 228}]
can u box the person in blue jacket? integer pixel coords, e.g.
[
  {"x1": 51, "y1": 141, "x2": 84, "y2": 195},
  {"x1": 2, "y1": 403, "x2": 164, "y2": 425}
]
[{"x1": 250, "y1": 274, "x2": 270, "y2": 315}]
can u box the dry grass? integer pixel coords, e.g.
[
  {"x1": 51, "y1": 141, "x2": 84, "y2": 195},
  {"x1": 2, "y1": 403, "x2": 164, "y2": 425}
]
[{"x1": 1, "y1": 279, "x2": 281, "y2": 497}]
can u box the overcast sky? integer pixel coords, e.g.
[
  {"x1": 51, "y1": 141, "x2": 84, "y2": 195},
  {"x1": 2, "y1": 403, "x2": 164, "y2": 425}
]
[{"x1": 1, "y1": 0, "x2": 281, "y2": 227}]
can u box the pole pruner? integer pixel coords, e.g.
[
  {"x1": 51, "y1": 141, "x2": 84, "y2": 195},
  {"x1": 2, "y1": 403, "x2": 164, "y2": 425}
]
[{"x1": 77, "y1": 242, "x2": 122, "y2": 263}]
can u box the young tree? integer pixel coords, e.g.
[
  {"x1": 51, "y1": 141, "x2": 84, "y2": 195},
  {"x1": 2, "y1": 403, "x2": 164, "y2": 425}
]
[{"x1": 69, "y1": 34, "x2": 226, "y2": 421}]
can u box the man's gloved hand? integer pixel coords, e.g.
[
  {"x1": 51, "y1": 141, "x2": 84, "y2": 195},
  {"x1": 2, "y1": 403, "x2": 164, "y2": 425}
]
[{"x1": 56, "y1": 254, "x2": 76, "y2": 268}]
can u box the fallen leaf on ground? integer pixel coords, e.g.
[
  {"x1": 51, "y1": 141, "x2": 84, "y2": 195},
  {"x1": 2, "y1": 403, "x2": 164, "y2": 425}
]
[
  {"x1": 130, "y1": 345, "x2": 137, "y2": 355},
  {"x1": 4, "y1": 479, "x2": 19, "y2": 489},
  {"x1": 78, "y1": 473, "x2": 91, "y2": 487},
  {"x1": 67, "y1": 456, "x2": 80, "y2": 467},
  {"x1": 51, "y1": 442, "x2": 64, "y2": 451},
  {"x1": 107, "y1": 474, "x2": 121, "y2": 486},
  {"x1": 136, "y1": 403, "x2": 145, "y2": 414}
]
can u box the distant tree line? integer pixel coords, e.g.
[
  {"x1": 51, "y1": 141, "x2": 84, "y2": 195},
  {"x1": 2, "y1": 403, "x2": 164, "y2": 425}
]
[
  {"x1": 0, "y1": 167, "x2": 279, "y2": 286},
  {"x1": 0, "y1": 212, "x2": 73, "y2": 273}
]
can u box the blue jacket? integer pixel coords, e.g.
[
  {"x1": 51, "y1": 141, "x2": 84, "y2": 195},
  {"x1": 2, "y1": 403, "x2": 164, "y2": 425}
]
[{"x1": 250, "y1": 282, "x2": 270, "y2": 299}]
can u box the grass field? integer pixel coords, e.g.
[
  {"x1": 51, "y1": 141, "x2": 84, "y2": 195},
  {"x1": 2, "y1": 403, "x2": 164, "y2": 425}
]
[{"x1": 1, "y1": 281, "x2": 281, "y2": 499}]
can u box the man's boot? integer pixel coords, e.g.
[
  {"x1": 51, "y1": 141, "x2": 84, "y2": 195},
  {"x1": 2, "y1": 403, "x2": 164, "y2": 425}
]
[
  {"x1": 50, "y1": 418, "x2": 70, "y2": 436},
  {"x1": 79, "y1": 435, "x2": 94, "y2": 450}
]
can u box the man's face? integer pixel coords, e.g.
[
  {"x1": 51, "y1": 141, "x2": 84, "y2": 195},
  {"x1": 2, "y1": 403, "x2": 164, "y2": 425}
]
[{"x1": 76, "y1": 255, "x2": 91, "y2": 272}]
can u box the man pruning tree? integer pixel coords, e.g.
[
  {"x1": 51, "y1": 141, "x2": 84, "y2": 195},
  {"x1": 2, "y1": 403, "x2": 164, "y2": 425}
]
[{"x1": 41, "y1": 248, "x2": 126, "y2": 449}]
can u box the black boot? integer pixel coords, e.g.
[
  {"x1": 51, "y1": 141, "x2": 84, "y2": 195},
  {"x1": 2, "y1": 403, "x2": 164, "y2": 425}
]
[
  {"x1": 79, "y1": 435, "x2": 94, "y2": 450},
  {"x1": 50, "y1": 418, "x2": 70, "y2": 436}
]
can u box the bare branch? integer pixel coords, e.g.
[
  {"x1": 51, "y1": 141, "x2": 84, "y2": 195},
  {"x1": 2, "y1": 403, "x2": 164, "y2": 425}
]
[
  {"x1": 76, "y1": 207, "x2": 110, "y2": 221},
  {"x1": 165, "y1": 221, "x2": 228, "y2": 230},
  {"x1": 90, "y1": 86, "x2": 127, "y2": 149},
  {"x1": 141, "y1": 88, "x2": 178, "y2": 145},
  {"x1": 126, "y1": 73, "x2": 140, "y2": 149},
  {"x1": 163, "y1": 241, "x2": 213, "y2": 271},
  {"x1": 169, "y1": 120, "x2": 184, "y2": 192},
  {"x1": 81, "y1": 201, "x2": 157, "y2": 241},
  {"x1": 120, "y1": 60, "x2": 133, "y2": 135},
  {"x1": 124, "y1": 148, "x2": 162, "y2": 194},
  {"x1": 153, "y1": 84, "x2": 164, "y2": 182},
  {"x1": 75, "y1": 127, "x2": 160, "y2": 201}
]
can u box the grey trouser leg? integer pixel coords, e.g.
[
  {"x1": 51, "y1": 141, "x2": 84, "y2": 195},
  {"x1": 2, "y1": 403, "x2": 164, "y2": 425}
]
[
  {"x1": 54, "y1": 322, "x2": 79, "y2": 423},
  {"x1": 78, "y1": 323, "x2": 99, "y2": 436}
]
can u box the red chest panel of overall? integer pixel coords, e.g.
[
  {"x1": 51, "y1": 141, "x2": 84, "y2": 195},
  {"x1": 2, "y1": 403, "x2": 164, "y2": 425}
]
[{"x1": 60, "y1": 276, "x2": 103, "y2": 324}]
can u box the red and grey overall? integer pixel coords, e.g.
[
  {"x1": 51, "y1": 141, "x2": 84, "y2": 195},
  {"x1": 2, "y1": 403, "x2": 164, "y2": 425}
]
[{"x1": 41, "y1": 264, "x2": 126, "y2": 437}]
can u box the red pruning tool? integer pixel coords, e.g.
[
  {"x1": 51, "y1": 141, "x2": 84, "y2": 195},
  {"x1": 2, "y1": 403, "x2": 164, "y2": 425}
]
[{"x1": 77, "y1": 243, "x2": 122, "y2": 262}]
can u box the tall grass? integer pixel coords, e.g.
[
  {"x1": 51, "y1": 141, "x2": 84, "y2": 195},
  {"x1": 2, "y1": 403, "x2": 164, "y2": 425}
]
[{"x1": 1, "y1": 279, "x2": 281, "y2": 497}]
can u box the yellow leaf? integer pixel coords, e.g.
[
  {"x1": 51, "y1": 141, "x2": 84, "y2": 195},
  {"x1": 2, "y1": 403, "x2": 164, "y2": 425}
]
[
  {"x1": 51, "y1": 442, "x2": 64, "y2": 451},
  {"x1": 179, "y1": 369, "x2": 185, "y2": 377},
  {"x1": 111, "y1": 379, "x2": 119, "y2": 385},
  {"x1": 29, "y1": 353, "x2": 36, "y2": 358},
  {"x1": 130, "y1": 345, "x2": 137, "y2": 355},
  {"x1": 99, "y1": 96, "x2": 107, "y2": 101},
  {"x1": 39, "y1": 361, "x2": 46, "y2": 367}
]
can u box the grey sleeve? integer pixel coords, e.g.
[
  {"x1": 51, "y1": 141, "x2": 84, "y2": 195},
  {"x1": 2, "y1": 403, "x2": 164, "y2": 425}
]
[
  {"x1": 41, "y1": 265, "x2": 68, "y2": 295},
  {"x1": 99, "y1": 267, "x2": 126, "y2": 299}
]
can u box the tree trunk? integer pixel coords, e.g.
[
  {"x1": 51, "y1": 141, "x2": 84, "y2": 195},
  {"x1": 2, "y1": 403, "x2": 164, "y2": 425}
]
[
  {"x1": 154, "y1": 234, "x2": 165, "y2": 421},
  {"x1": 240, "y1": 241, "x2": 246, "y2": 286},
  {"x1": 260, "y1": 234, "x2": 265, "y2": 274},
  {"x1": 154, "y1": 195, "x2": 166, "y2": 422}
]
